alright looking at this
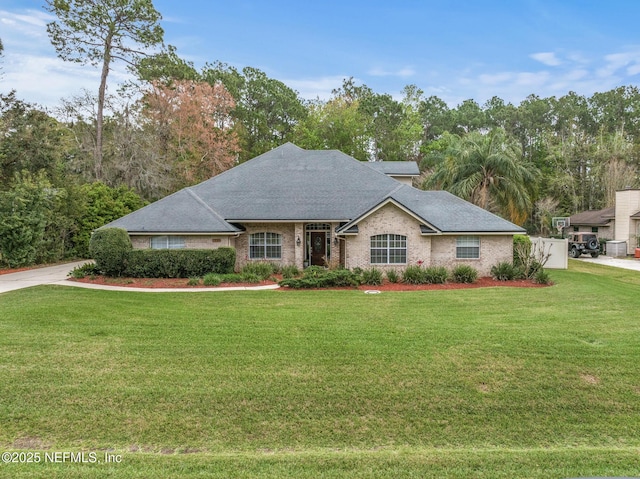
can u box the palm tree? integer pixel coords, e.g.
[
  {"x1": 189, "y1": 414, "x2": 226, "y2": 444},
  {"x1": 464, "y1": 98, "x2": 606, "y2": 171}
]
[{"x1": 423, "y1": 129, "x2": 540, "y2": 225}]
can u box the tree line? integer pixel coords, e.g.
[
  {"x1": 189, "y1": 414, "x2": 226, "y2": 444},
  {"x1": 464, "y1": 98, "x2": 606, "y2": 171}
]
[{"x1": 1, "y1": 0, "x2": 639, "y2": 266}]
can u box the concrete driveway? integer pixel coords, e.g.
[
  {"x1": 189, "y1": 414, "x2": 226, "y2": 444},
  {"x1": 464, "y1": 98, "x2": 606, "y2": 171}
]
[
  {"x1": 0, "y1": 261, "x2": 280, "y2": 293},
  {"x1": 0, "y1": 261, "x2": 88, "y2": 294},
  {"x1": 576, "y1": 255, "x2": 640, "y2": 272}
]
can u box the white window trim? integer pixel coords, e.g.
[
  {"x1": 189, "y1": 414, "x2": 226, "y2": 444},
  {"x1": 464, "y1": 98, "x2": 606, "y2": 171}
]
[
  {"x1": 249, "y1": 232, "x2": 282, "y2": 260},
  {"x1": 370, "y1": 234, "x2": 407, "y2": 264},
  {"x1": 150, "y1": 235, "x2": 185, "y2": 249},
  {"x1": 456, "y1": 236, "x2": 480, "y2": 259}
]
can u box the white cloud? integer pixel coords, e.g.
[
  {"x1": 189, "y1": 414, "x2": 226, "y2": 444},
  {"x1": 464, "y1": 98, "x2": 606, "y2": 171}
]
[
  {"x1": 0, "y1": 9, "x2": 52, "y2": 50},
  {"x1": 0, "y1": 8, "x2": 140, "y2": 108},
  {"x1": 597, "y1": 50, "x2": 640, "y2": 78},
  {"x1": 530, "y1": 52, "x2": 562, "y2": 66},
  {"x1": 515, "y1": 71, "x2": 551, "y2": 87},
  {"x1": 283, "y1": 75, "x2": 350, "y2": 100},
  {"x1": 563, "y1": 69, "x2": 589, "y2": 81},
  {"x1": 368, "y1": 66, "x2": 415, "y2": 78},
  {"x1": 478, "y1": 72, "x2": 513, "y2": 85}
]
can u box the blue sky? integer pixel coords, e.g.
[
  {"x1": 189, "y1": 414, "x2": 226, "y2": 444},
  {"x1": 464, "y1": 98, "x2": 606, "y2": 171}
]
[{"x1": 2, "y1": 0, "x2": 640, "y2": 109}]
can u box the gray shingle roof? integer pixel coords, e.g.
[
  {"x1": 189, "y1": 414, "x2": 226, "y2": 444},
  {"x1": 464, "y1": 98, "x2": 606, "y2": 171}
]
[
  {"x1": 570, "y1": 207, "x2": 615, "y2": 226},
  {"x1": 102, "y1": 188, "x2": 242, "y2": 233},
  {"x1": 364, "y1": 161, "x2": 420, "y2": 176},
  {"x1": 103, "y1": 143, "x2": 524, "y2": 234},
  {"x1": 390, "y1": 186, "x2": 524, "y2": 233}
]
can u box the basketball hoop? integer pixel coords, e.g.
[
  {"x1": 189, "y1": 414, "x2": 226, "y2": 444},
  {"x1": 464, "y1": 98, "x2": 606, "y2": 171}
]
[{"x1": 552, "y1": 217, "x2": 570, "y2": 237}]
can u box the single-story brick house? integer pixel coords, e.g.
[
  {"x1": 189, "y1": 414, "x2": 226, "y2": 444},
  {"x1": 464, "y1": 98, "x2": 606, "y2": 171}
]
[{"x1": 103, "y1": 143, "x2": 525, "y2": 275}]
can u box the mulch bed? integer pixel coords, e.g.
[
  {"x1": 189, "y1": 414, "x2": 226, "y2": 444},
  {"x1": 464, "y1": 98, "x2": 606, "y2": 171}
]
[{"x1": 69, "y1": 275, "x2": 548, "y2": 291}]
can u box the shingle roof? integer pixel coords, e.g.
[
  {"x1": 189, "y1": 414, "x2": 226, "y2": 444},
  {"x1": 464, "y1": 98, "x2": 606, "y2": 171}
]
[
  {"x1": 364, "y1": 161, "x2": 420, "y2": 176},
  {"x1": 390, "y1": 187, "x2": 524, "y2": 232},
  {"x1": 103, "y1": 143, "x2": 524, "y2": 234},
  {"x1": 102, "y1": 188, "x2": 242, "y2": 233},
  {"x1": 569, "y1": 207, "x2": 615, "y2": 226}
]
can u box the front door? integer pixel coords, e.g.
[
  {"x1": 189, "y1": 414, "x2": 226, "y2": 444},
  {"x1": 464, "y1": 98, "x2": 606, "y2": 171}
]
[{"x1": 310, "y1": 232, "x2": 326, "y2": 266}]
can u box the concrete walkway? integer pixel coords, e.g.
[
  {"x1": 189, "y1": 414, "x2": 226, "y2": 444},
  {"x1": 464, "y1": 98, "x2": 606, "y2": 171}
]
[
  {"x1": 55, "y1": 281, "x2": 280, "y2": 293},
  {"x1": 576, "y1": 255, "x2": 640, "y2": 272},
  {"x1": 0, "y1": 261, "x2": 280, "y2": 294}
]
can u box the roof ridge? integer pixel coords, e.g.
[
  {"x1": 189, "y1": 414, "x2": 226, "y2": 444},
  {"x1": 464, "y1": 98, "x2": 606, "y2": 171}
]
[
  {"x1": 184, "y1": 188, "x2": 238, "y2": 231},
  {"x1": 193, "y1": 143, "x2": 308, "y2": 188}
]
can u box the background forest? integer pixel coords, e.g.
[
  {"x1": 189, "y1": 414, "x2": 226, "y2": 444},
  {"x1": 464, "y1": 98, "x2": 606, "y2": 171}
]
[{"x1": 1, "y1": 1, "x2": 639, "y2": 267}]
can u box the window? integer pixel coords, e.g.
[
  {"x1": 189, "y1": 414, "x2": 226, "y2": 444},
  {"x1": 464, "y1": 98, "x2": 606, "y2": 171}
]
[
  {"x1": 456, "y1": 236, "x2": 480, "y2": 259},
  {"x1": 591, "y1": 227, "x2": 599, "y2": 233},
  {"x1": 150, "y1": 236, "x2": 185, "y2": 249},
  {"x1": 249, "y1": 232, "x2": 282, "y2": 259},
  {"x1": 370, "y1": 234, "x2": 407, "y2": 264}
]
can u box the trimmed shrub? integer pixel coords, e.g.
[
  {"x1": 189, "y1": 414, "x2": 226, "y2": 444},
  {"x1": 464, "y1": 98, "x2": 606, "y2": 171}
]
[
  {"x1": 451, "y1": 264, "x2": 478, "y2": 283},
  {"x1": 68, "y1": 262, "x2": 101, "y2": 279},
  {"x1": 279, "y1": 268, "x2": 362, "y2": 289},
  {"x1": 533, "y1": 268, "x2": 552, "y2": 285},
  {"x1": 402, "y1": 265, "x2": 447, "y2": 284},
  {"x1": 240, "y1": 272, "x2": 262, "y2": 283},
  {"x1": 490, "y1": 261, "x2": 519, "y2": 281},
  {"x1": 402, "y1": 265, "x2": 427, "y2": 284},
  {"x1": 124, "y1": 248, "x2": 235, "y2": 278},
  {"x1": 89, "y1": 228, "x2": 132, "y2": 276},
  {"x1": 281, "y1": 265, "x2": 300, "y2": 279},
  {"x1": 202, "y1": 273, "x2": 221, "y2": 286},
  {"x1": 386, "y1": 269, "x2": 399, "y2": 283},
  {"x1": 187, "y1": 277, "x2": 201, "y2": 286},
  {"x1": 242, "y1": 261, "x2": 277, "y2": 279},
  {"x1": 423, "y1": 266, "x2": 448, "y2": 284},
  {"x1": 362, "y1": 267, "x2": 383, "y2": 286},
  {"x1": 303, "y1": 265, "x2": 326, "y2": 278}
]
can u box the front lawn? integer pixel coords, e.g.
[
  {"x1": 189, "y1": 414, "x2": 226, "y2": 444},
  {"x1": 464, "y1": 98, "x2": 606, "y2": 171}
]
[{"x1": 0, "y1": 261, "x2": 639, "y2": 478}]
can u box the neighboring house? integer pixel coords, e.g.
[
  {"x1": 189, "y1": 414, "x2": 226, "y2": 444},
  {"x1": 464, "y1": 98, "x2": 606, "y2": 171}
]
[
  {"x1": 568, "y1": 207, "x2": 615, "y2": 239},
  {"x1": 570, "y1": 189, "x2": 640, "y2": 255},
  {"x1": 103, "y1": 143, "x2": 525, "y2": 275}
]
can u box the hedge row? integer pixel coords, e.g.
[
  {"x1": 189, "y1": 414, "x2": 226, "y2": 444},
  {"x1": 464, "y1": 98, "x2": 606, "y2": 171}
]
[
  {"x1": 90, "y1": 228, "x2": 236, "y2": 278},
  {"x1": 124, "y1": 248, "x2": 236, "y2": 278}
]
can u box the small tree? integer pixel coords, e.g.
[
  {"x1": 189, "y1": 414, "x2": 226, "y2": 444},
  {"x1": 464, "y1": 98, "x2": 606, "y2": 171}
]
[{"x1": 513, "y1": 236, "x2": 552, "y2": 279}]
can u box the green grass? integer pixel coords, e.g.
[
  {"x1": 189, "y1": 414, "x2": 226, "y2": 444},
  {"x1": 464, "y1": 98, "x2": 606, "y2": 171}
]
[{"x1": 1, "y1": 261, "x2": 640, "y2": 478}]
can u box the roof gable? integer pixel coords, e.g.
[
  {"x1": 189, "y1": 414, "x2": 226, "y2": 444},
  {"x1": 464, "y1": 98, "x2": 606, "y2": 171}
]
[
  {"x1": 389, "y1": 186, "x2": 524, "y2": 233},
  {"x1": 337, "y1": 196, "x2": 441, "y2": 234},
  {"x1": 338, "y1": 185, "x2": 525, "y2": 234}
]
